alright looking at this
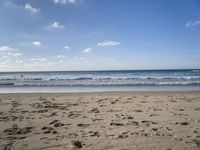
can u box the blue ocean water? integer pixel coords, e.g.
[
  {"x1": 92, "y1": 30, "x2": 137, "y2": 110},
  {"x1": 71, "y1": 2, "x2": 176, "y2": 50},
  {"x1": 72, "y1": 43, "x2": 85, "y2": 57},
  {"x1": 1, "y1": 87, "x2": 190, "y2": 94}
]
[{"x1": 0, "y1": 69, "x2": 200, "y2": 93}]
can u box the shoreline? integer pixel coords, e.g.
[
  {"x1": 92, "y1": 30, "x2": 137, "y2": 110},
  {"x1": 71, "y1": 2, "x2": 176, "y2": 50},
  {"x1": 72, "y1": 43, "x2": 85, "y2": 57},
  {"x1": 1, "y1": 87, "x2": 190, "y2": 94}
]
[
  {"x1": 0, "y1": 85, "x2": 200, "y2": 94},
  {"x1": 0, "y1": 90, "x2": 200, "y2": 95},
  {"x1": 1, "y1": 91, "x2": 200, "y2": 149}
]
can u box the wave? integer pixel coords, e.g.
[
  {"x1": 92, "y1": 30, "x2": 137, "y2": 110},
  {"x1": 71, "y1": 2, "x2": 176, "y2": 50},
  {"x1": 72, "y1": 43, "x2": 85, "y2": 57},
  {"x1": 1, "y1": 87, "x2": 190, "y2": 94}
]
[
  {"x1": 1, "y1": 81, "x2": 200, "y2": 87},
  {"x1": 0, "y1": 82, "x2": 15, "y2": 86},
  {"x1": 0, "y1": 76, "x2": 200, "y2": 81},
  {"x1": 0, "y1": 70, "x2": 200, "y2": 87}
]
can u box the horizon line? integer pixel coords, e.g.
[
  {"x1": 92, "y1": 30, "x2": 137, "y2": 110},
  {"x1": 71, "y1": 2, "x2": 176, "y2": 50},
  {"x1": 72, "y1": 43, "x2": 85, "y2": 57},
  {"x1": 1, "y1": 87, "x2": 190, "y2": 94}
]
[{"x1": 0, "y1": 68, "x2": 199, "y2": 73}]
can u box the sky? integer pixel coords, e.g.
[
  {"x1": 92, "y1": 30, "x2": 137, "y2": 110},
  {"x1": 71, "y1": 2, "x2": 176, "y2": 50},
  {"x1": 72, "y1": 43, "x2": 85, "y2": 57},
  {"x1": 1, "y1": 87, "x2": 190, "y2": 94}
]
[{"x1": 0, "y1": 0, "x2": 200, "y2": 71}]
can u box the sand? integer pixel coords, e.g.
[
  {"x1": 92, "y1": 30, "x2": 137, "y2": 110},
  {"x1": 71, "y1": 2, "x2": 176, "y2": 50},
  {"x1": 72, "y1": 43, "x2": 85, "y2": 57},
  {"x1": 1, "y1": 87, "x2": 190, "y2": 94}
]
[{"x1": 0, "y1": 92, "x2": 200, "y2": 150}]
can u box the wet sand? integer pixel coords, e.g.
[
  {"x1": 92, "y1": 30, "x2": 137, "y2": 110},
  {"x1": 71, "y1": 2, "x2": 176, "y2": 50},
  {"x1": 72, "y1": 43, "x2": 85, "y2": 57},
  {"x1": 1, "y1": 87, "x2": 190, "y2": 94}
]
[{"x1": 0, "y1": 92, "x2": 200, "y2": 150}]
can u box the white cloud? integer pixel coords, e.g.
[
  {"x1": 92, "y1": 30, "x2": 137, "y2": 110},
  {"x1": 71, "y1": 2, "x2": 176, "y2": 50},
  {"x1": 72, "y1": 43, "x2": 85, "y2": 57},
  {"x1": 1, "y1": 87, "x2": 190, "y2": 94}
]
[
  {"x1": 15, "y1": 59, "x2": 24, "y2": 64},
  {"x1": 83, "y1": 48, "x2": 92, "y2": 53},
  {"x1": 32, "y1": 41, "x2": 42, "y2": 46},
  {"x1": 31, "y1": 56, "x2": 66, "y2": 65},
  {"x1": 97, "y1": 40, "x2": 121, "y2": 47},
  {"x1": 71, "y1": 57, "x2": 90, "y2": 64},
  {"x1": 31, "y1": 58, "x2": 47, "y2": 61},
  {"x1": 185, "y1": 20, "x2": 200, "y2": 27},
  {"x1": 56, "y1": 55, "x2": 65, "y2": 64},
  {"x1": 64, "y1": 46, "x2": 70, "y2": 49},
  {"x1": 25, "y1": 3, "x2": 40, "y2": 14},
  {"x1": 0, "y1": 59, "x2": 10, "y2": 66},
  {"x1": 31, "y1": 58, "x2": 48, "y2": 64},
  {"x1": 54, "y1": 0, "x2": 77, "y2": 4},
  {"x1": 0, "y1": 46, "x2": 18, "y2": 52},
  {"x1": 8, "y1": 52, "x2": 23, "y2": 57},
  {"x1": 51, "y1": 22, "x2": 64, "y2": 29},
  {"x1": 86, "y1": 31, "x2": 103, "y2": 37},
  {"x1": 1, "y1": 56, "x2": 9, "y2": 59},
  {"x1": 0, "y1": 50, "x2": 24, "y2": 67},
  {"x1": 57, "y1": 55, "x2": 65, "y2": 58}
]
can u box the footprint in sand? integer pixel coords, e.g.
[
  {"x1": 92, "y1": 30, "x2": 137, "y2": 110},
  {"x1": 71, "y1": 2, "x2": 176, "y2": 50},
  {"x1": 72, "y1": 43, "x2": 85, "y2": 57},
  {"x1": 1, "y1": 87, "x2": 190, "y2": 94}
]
[
  {"x1": 90, "y1": 108, "x2": 100, "y2": 113},
  {"x1": 192, "y1": 139, "x2": 200, "y2": 147},
  {"x1": 88, "y1": 131, "x2": 100, "y2": 137},
  {"x1": 3, "y1": 143, "x2": 13, "y2": 150},
  {"x1": 118, "y1": 132, "x2": 129, "y2": 139},
  {"x1": 134, "y1": 109, "x2": 143, "y2": 112},
  {"x1": 141, "y1": 120, "x2": 158, "y2": 126},
  {"x1": 194, "y1": 107, "x2": 200, "y2": 111},
  {"x1": 4, "y1": 124, "x2": 33, "y2": 135},
  {"x1": 68, "y1": 133, "x2": 78, "y2": 138},
  {"x1": 126, "y1": 121, "x2": 139, "y2": 126},
  {"x1": 179, "y1": 121, "x2": 189, "y2": 126},
  {"x1": 110, "y1": 122, "x2": 124, "y2": 126},
  {"x1": 41, "y1": 126, "x2": 57, "y2": 134},
  {"x1": 169, "y1": 100, "x2": 177, "y2": 102},
  {"x1": 127, "y1": 116, "x2": 134, "y2": 120},
  {"x1": 77, "y1": 123, "x2": 90, "y2": 127},
  {"x1": 49, "y1": 120, "x2": 65, "y2": 127},
  {"x1": 149, "y1": 113, "x2": 159, "y2": 117},
  {"x1": 140, "y1": 101, "x2": 148, "y2": 103},
  {"x1": 68, "y1": 111, "x2": 81, "y2": 118},
  {"x1": 92, "y1": 118, "x2": 103, "y2": 122}
]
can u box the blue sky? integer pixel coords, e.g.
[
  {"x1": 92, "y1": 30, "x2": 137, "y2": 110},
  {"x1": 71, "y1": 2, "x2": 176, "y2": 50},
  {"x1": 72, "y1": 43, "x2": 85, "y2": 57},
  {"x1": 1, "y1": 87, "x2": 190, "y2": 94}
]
[{"x1": 0, "y1": 0, "x2": 200, "y2": 71}]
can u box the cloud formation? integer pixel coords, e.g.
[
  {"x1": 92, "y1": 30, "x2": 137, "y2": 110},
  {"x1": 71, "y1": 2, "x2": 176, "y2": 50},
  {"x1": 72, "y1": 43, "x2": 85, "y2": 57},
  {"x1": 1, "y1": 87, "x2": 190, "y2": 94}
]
[
  {"x1": 97, "y1": 40, "x2": 121, "y2": 47},
  {"x1": 32, "y1": 41, "x2": 42, "y2": 46},
  {"x1": 8, "y1": 52, "x2": 23, "y2": 57},
  {"x1": 56, "y1": 55, "x2": 66, "y2": 63},
  {"x1": 185, "y1": 20, "x2": 200, "y2": 27},
  {"x1": 54, "y1": 0, "x2": 77, "y2": 4},
  {"x1": 83, "y1": 48, "x2": 92, "y2": 53},
  {"x1": 51, "y1": 22, "x2": 64, "y2": 29},
  {"x1": 0, "y1": 47, "x2": 24, "y2": 67},
  {"x1": 64, "y1": 46, "x2": 70, "y2": 49},
  {"x1": 0, "y1": 46, "x2": 18, "y2": 52},
  {"x1": 31, "y1": 58, "x2": 48, "y2": 64},
  {"x1": 25, "y1": 3, "x2": 40, "y2": 14},
  {"x1": 71, "y1": 57, "x2": 90, "y2": 64},
  {"x1": 57, "y1": 55, "x2": 65, "y2": 58}
]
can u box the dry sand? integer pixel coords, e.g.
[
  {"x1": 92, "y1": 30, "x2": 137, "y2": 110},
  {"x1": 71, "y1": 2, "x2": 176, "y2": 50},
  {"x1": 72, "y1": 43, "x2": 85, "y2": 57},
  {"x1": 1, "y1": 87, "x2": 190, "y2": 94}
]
[{"x1": 0, "y1": 92, "x2": 200, "y2": 150}]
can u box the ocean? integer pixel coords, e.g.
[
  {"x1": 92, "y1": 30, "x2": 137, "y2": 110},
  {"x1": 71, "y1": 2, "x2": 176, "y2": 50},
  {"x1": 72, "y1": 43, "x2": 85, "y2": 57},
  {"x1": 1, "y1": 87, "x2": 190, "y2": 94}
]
[{"x1": 0, "y1": 69, "x2": 200, "y2": 93}]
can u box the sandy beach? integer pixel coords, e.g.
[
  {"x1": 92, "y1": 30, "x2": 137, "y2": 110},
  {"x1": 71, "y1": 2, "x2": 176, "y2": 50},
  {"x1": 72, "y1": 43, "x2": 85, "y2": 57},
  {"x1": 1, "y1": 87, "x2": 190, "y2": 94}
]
[{"x1": 0, "y1": 92, "x2": 200, "y2": 150}]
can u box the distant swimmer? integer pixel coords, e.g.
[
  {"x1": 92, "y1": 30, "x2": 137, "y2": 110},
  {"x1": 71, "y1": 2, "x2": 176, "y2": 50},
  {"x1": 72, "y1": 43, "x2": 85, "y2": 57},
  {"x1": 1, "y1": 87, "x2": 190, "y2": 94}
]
[{"x1": 21, "y1": 74, "x2": 23, "y2": 79}]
